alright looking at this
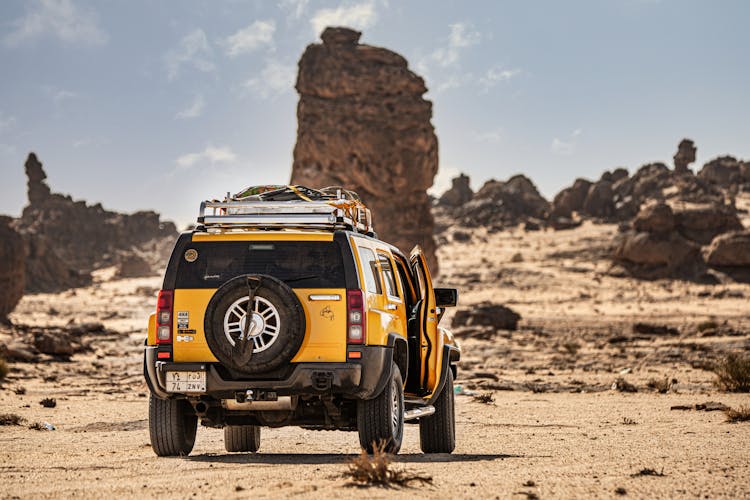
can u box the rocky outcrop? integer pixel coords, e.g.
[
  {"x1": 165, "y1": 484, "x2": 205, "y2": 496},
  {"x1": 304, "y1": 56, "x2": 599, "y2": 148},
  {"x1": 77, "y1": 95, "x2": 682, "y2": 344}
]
[
  {"x1": 697, "y1": 156, "x2": 749, "y2": 188},
  {"x1": 455, "y1": 175, "x2": 549, "y2": 229},
  {"x1": 672, "y1": 203, "x2": 743, "y2": 245},
  {"x1": 16, "y1": 153, "x2": 177, "y2": 292},
  {"x1": 550, "y1": 178, "x2": 592, "y2": 218},
  {"x1": 439, "y1": 173, "x2": 473, "y2": 207},
  {"x1": 674, "y1": 139, "x2": 696, "y2": 173},
  {"x1": 291, "y1": 27, "x2": 439, "y2": 273},
  {"x1": 613, "y1": 202, "x2": 703, "y2": 279},
  {"x1": 0, "y1": 217, "x2": 25, "y2": 323},
  {"x1": 704, "y1": 231, "x2": 750, "y2": 267}
]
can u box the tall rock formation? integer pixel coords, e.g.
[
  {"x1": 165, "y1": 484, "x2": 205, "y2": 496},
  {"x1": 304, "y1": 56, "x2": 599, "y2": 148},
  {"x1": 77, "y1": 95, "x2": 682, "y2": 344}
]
[
  {"x1": 0, "y1": 216, "x2": 24, "y2": 323},
  {"x1": 16, "y1": 153, "x2": 178, "y2": 292},
  {"x1": 291, "y1": 27, "x2": 439, "y2": 273},
  {"x1": 673, "y1": 138, "x2": 696, "y2": 173}
]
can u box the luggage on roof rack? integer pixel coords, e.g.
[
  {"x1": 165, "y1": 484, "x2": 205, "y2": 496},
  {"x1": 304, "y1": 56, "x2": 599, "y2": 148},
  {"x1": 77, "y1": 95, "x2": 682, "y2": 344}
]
[{"x1": 197, "y1": 185, "x2": 375, "y2": 236}]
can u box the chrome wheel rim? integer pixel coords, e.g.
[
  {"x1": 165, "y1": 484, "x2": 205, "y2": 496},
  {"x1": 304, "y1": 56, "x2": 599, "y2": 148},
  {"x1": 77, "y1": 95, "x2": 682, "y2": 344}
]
[
  {"x1": 391, "y1": 379, "x2": 401, "y2": 431},
  {"x1": 223, "y1": 296, "x2": 280, "y2": 353}
]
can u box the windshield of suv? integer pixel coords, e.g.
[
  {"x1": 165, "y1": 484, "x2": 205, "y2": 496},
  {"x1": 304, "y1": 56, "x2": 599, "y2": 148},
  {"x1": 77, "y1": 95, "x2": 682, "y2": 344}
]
[{"x1": 174, "y1": 241, "x2": 346, "y2": 289}]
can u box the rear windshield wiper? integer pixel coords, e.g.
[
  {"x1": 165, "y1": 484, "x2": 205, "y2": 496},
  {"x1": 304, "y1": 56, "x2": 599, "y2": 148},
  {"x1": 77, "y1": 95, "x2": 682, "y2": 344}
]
[{"x1": 283, "y1": 275, "x2": 320, "y2": 283}]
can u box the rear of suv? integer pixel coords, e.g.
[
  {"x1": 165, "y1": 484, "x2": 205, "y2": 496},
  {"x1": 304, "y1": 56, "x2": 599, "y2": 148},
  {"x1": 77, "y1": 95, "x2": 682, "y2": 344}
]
[{"x1": 143, "y1": 186, "x2": 459, "y2": 455}]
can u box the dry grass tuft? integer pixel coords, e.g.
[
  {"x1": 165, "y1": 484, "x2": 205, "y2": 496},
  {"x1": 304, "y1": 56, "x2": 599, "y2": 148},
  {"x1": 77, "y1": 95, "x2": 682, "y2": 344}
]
[
  {"x1": 724, "y1": 406, "x2": 750, "y2": 423},
  {"x1": 0, "y1": 357, "x2": 8, "y2": 382},
  {"x1": 713, "y1": 354, "x2": 750, "y2": 392},
  {"x1": 345, "y1": 441, "x2": 432, "y2": 487},
  {"x1": 621, "y1": 417, "x2": 638, "y2": 425},
  {"x1": 646, "y1": 377, "x2": 673, "y2": 394},
  {"x1": 473, "y1": 392, "x2": 496, "y2": 404},
  {"x1": 0, "y1": 413, "x2": 25, "y2": 426},
  {"x1": 631, "y1": 467, "x2": 665, "y2": 477}
]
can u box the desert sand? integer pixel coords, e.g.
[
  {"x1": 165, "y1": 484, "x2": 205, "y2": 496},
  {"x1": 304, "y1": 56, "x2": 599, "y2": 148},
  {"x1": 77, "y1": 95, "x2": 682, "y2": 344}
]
[{"x1": 2, "y1": 218, "x2": 749, "y2": 499}]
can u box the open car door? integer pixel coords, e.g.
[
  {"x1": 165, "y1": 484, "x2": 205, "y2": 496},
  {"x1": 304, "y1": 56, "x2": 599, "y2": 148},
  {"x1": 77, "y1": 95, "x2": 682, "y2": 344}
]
[{"x1": 409, "y1": 245, "x2": 443, "y2": 396}]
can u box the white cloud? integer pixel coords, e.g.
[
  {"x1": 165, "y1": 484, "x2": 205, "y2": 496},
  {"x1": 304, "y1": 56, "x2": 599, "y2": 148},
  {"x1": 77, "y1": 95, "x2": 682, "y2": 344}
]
[
  {"x1": 165, "y1": 29, "x2": 215, "y2": 81},
  {"x1": 279, "y1": 0, "x2": 310, "y2": 20},
  {"x1": 426, "y1": 23, "x2": 481, "y2": 68},
  {"x1": 479, "y1": 67, "x2": 521, "y2": 91},
  {"x1": 223, "y1": 20, "x2": 275, "y2": 57},
  {"x1": 551, "y1": 129, "x2": 583, "y2": 155},
  {"x1": 310, "y1": 2, "x2": 377, "y2": 36},
  {"x1": 4, "y1": 0, "x2": 107, "y2": 46},
  {"x1": 428, "y1": 166, "x2": 461, "y2": 197},
  {"x1": 175, "y1": 95, "x2": 205, "y2": 119},
  {"x1": 0, "y1": 112, "x2": 16, "y2": 134},
  {"x1": 176, "y1": 145, "x2": 237, "y2": 169},
  {"x1": 244, "y1": 60, "x2": 296, "y2": 99},
  {"x1": 473, "y1": 128, "x2": 503, "y2": 144}
]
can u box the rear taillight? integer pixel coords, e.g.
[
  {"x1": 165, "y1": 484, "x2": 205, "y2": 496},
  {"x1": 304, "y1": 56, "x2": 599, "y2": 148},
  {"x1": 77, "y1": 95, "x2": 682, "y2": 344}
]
[
  {"x1": 156, "y1": 290, "x2": 173, "y2": 344},
  {"x1": 347, "y1": 289, "x2": 366, "y2": 344}
]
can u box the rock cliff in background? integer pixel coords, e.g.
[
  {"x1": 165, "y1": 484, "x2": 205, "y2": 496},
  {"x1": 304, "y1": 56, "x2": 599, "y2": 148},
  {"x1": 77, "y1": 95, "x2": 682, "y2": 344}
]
[
  {"x1": 438, "y1": 173, "x2": 473, "y2": 207},
  {"x1": 673, "y1": 139, "x2": 696, "y2": 173},
  {"x1": 290, "y1": 27, "x2": 439, "y2": 272},
  {"x1": 15, "y1": 153, "x2": 177, "y2": 292},
  {"x1": 0, "y1": 217, "x2": 25, "y2": 322}
]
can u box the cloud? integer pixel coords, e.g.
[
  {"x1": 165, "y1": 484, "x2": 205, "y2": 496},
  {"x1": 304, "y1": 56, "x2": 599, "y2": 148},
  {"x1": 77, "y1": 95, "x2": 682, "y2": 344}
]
[
  {"x1": 428, "y1": 166, "x2": 461, "y2": 197},
  {"x1": 0, "y1": 112, "x2": 16, "y2": 134},
  {"x1": 165, "y1": 29, "x2": 215, "y2": 81},
  {"x1": 551, "y1": 129, "x2": 582, "y2": 156},
  {"x1": 4, "y1": 0, "x2": 107, "y2": 46},
  {"x1": 175, "y1": 95, "x2": 205, "y2": 119},
  {"x1": 479, "y1": 67, "x2": 521, "y2": 91},
  {"x1": 243, "y1": 60, "x2": 296, "y2": 99},
  {"x1": 279, "y1": 0, "x2": 310, "y2": 20},
  {"x1": 426, "y1": 23, "x2": 481, "y2": 68},
  {"x1": 223, "y1": 20, "x2": 275, "y2": 57},
  {"x1": 176, "y1": 145, "x2": 237, "y2": 169},
  {"x1": 310, "y1": 2, "x2": 377, "y2": 36},
  {"x1": 473, "y1": 128, "x2": 503, "y2": 144}
]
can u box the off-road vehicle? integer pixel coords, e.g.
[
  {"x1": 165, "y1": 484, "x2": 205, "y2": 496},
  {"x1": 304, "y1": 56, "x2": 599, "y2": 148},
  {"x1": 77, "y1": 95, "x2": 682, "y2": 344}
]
[{"x1": 143, "y1": 185, "x2": 459, "y2": 456}]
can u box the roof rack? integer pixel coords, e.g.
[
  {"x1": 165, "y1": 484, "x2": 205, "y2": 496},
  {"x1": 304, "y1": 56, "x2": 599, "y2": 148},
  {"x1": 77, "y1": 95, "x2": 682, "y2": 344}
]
[{"x1": 196, "y1": 186, "x2": 376, "y2": 236}]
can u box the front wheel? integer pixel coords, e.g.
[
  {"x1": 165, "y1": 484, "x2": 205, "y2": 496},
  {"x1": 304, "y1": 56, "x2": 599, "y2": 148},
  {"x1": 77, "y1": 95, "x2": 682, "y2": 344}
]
[
  {"x1": 419, "y1": 366, "x2": 456, "y2": 453},
  {"x1": 357, "y1": 364, "x2": 404, "y2": 454},
  {"x1": 149, "y1": 394, "x2": 198, "y2": 457}
]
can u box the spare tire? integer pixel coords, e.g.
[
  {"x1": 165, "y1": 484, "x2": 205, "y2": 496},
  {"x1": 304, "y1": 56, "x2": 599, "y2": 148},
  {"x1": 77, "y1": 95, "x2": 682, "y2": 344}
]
[{"x1": 204, "y1": 274, "x2": 305, "y2": 375}]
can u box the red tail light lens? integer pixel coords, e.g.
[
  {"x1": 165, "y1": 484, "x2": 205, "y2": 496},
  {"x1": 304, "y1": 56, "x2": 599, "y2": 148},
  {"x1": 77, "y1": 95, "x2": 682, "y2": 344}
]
[
  {"x1": 156, "y1": 290, "x2": 173, "y2": 344},
  {"x1": 347, "y1": 289, "x2": 366, "y2": 344}
]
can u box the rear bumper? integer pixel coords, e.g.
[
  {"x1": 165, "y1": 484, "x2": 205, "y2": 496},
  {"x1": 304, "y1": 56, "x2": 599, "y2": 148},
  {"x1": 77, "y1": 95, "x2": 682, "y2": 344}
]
[{"x1": 143, "y1": 345, "x2": 392, "y2": 401}]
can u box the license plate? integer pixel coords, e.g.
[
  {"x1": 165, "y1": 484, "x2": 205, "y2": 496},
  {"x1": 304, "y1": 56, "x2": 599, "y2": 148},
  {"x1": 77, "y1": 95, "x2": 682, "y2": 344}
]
[{"x1": 165, "y1": 371, "x2": 206, "y2": 393}]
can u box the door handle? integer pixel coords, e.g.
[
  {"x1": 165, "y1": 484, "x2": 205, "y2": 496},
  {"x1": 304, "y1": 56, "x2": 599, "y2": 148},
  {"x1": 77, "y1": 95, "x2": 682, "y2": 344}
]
[{"x1": 385, "y1": 304, "x2": 397, "y2": 311}]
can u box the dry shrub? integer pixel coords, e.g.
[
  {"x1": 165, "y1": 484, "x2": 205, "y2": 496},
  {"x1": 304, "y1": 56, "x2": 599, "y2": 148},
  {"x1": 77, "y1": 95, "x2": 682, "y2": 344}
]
[
  {"x1": 562, "y1": 341, "x2": 581, "y2": 356},
  {"x1": 621, "y1": 417, "x2": 638, "y2": 425},
  {"x1": 724, "y1": 406, "x2": 750, "y2": 423},
  {"x1": 646, "y1": 377, "x2": 673, "y2": 394},
  {"x1": 473, "y1": 392, "x2": 496, "y2": 404},
  {"x1": 0, "y1": 413, "x2": 25, "y2": 426},
  {"x1": 713, "y1": 354, "x2": 750, "y2": 392},
  {"x1": 0, "y1": 357, "x2": 8, "y2": 382},
  {"x1": 631, "y1": 467, "x2": 665, "y2": 477},
  {"x1": 346, "y1": 441, "x2": 432, "y2": 487}
]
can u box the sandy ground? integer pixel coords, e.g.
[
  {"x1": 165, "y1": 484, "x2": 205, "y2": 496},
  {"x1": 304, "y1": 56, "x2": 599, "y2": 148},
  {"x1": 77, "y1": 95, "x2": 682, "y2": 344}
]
[{"x1": 2, "y1": 218, "x2": 750, "y2": 498}]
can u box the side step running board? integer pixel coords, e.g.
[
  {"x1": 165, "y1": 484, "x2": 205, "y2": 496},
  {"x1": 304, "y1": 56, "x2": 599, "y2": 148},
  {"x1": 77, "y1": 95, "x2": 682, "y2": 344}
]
[{"x1": 403, "y1": 405, "x2": 435, "y2": 421}]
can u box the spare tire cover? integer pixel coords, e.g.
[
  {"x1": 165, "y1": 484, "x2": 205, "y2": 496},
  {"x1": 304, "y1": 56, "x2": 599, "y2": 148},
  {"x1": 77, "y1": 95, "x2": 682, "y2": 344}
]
[{"x1": 204, "y1": 274, "x2": 305, "y2": 375}]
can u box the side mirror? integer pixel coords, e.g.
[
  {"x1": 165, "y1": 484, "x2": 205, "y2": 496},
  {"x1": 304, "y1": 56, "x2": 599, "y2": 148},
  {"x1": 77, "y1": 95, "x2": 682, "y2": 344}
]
[{"x1": 434, "y1": 288, "x2": 458, "y2": 308}]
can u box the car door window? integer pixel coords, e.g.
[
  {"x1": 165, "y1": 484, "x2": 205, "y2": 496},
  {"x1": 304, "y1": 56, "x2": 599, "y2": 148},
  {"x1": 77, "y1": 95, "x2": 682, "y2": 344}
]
[
  {"x1": 358, "y1": 247, "x2": 382, "y2": 294},
  {"x1": 378, "y1": 254, "x2": 400, "y2": 301}
]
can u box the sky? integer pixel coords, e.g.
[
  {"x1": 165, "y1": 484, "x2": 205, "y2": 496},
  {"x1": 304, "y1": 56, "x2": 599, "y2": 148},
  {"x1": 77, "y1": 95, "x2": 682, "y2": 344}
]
[{"x1": 1, "y1": 0, "x2": 749, "y2": 229}]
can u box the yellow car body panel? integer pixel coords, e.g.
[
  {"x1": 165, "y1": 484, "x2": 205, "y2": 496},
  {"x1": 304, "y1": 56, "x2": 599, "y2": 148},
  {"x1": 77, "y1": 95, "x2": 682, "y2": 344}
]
[{"x1": 171, "y1": 287, "x2": 347, "y2": 363}]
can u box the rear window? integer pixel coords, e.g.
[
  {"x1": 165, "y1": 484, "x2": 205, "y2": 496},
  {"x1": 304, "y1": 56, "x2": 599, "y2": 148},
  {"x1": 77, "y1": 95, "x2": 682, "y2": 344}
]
[{"x1": 174, "y1": 241, "x2": 346, "y2": 289}]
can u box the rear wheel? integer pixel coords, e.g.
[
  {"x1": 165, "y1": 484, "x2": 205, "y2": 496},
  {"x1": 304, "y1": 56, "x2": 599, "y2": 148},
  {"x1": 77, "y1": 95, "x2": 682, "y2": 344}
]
[
  {"x1": 149, "y1": 394, "x2": 198, "y2": 457},
  {"x1": 419, "y1": 367, "x2": 456, "y2": 453},
  {"x1": 224, "y1": 425, "x2": 261, "y2": 453},
  {"x1": 357, "y1": 364, "x2": 404, "y2": 454}
]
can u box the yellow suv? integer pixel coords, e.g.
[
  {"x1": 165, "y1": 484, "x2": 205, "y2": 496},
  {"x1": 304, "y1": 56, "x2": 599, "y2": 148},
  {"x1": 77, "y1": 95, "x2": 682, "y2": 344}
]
[{"x1": 143, "y1": 186, "x2": 459, "y2": 456}]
